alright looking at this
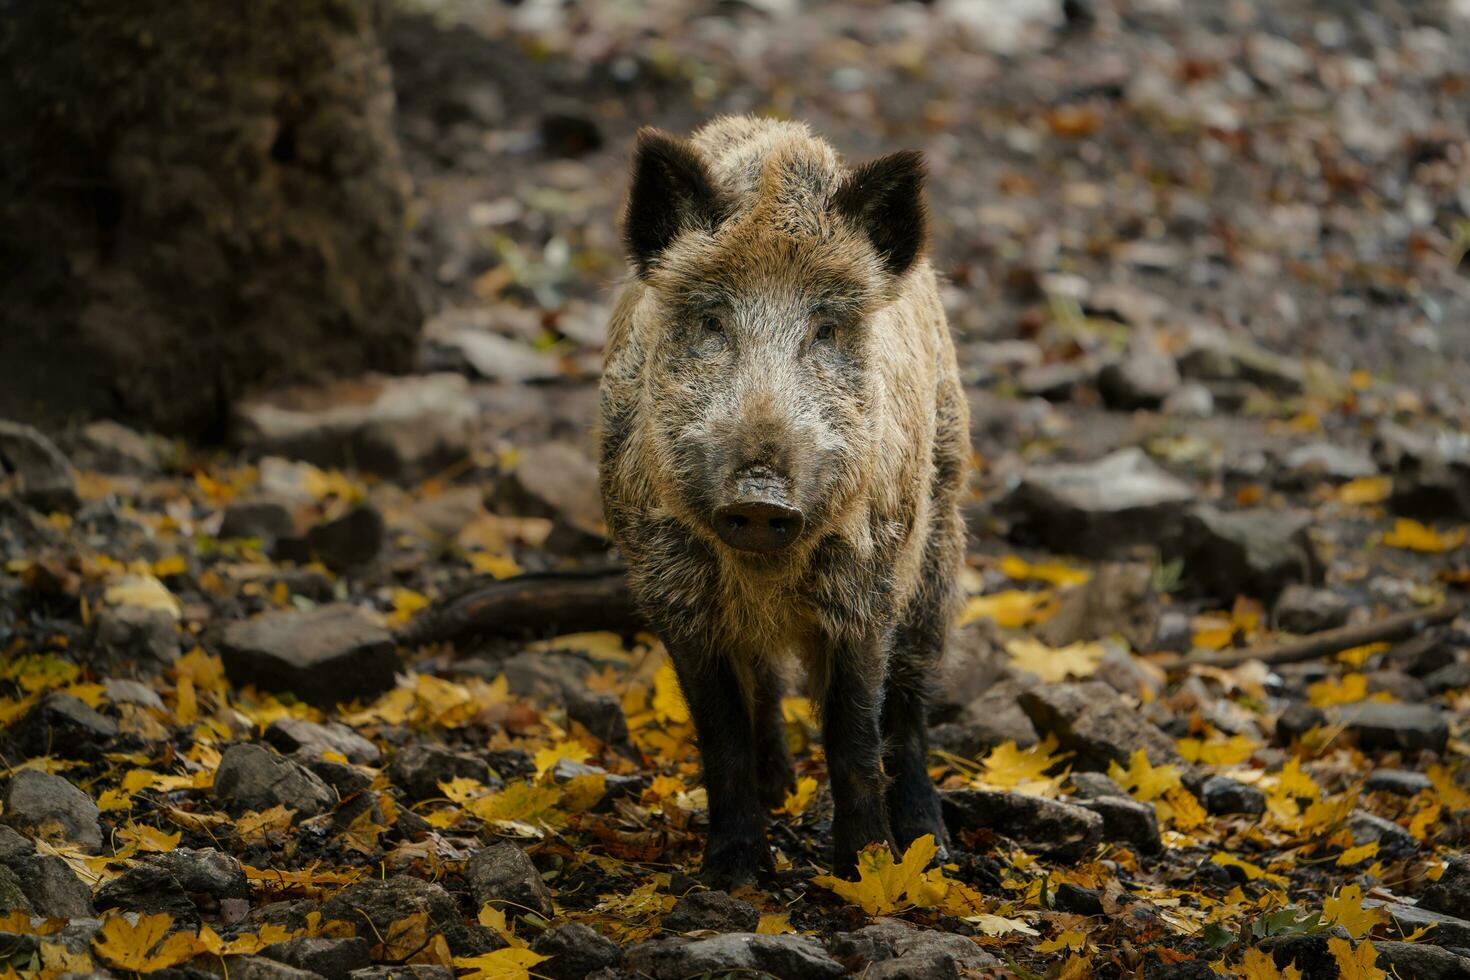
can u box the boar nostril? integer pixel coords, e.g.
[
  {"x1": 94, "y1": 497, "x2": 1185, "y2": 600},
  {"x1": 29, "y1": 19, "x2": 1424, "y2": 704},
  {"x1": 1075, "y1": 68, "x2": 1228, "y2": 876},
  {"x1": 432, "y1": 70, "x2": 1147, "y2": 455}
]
[{"x1": 713, "y1": 501, "x2": 804, "y2": 554}]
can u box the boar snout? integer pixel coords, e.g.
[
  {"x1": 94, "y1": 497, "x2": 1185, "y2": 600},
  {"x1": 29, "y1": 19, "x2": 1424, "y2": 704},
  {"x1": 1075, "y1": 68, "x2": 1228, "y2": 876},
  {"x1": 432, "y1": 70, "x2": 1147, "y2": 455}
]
[{"x1": 713, "y1": 468, "x2": 804, "y2": 553}]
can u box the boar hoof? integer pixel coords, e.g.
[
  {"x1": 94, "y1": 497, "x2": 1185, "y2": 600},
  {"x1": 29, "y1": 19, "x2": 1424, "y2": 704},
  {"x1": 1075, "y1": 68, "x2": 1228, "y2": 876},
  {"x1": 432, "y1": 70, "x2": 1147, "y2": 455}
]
[
  {"x1": 889, "y1": 785, "x2": 950, "y2": 858},
  {"x1": 699, "y1": 838, "x2": 770, "y2": 889},
  {"x1": 757, "y1": 764, "x2": 797, "y2": 812}
]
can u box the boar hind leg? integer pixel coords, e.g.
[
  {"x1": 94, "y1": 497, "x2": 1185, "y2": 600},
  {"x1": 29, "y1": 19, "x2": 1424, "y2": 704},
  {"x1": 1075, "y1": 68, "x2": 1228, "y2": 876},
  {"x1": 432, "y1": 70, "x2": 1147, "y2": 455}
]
[
  {"x1": 669, "y1": 646, "x2": 770, "y2": 888},
  {"x1": 823, "y1": 634, "x2": 895, "y2": 873},
  {"x1": 884, "y1": 582, "x2": 952, "y2": 857},
  {"x1": 753, "y1": 664, "x2": 796, "y2": 812}
]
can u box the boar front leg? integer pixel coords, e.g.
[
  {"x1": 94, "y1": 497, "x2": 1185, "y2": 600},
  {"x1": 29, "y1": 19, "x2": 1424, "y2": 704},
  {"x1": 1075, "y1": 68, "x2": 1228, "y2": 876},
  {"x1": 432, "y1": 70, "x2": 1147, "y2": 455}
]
[
  {"x1": 669, "y1": 645, "x2": 771, "y2": 888},
  {"x1": 753, "y1": 663, "x2": 796, "y2": 812},
  {"x1": 823, "y1": 633, "x2": 895, "y2": 873}
]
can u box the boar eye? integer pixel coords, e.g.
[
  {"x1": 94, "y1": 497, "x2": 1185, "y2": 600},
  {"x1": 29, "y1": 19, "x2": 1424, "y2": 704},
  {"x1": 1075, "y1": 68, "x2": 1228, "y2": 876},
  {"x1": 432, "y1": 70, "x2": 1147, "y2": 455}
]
[
  {"x1": 702, "y1": 315, "x2": 724, "y2": 335},
  {"x1": 814, "y1": 321, "x2": 836, "y2": 342}
]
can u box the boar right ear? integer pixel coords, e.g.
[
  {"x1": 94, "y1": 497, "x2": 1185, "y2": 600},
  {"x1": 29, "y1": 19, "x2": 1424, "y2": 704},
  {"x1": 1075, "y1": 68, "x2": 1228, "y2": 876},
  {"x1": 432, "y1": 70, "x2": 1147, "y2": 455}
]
[
  {"x1": 623, "y1": 129, "x2": 727, "y2": 276},
  {"x1": 830, "y1": 150, "x2": 927, "y2": 278}
]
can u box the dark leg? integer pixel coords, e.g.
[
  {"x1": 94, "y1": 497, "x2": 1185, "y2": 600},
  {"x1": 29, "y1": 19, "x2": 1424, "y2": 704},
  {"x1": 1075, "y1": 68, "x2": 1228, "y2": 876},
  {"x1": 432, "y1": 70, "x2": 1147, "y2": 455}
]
[
  {"x1": 668, "y1": 645, "x2": 769, "y2": 888},
  {"x1": 882, "y1": 652, "x2": 948, "y2": 855},
  {"x1": 753, "y1": 663, "x2": 796, "y2": 811},
  {"x1": 823, "y1": 633, "x2": 894, "y2": 874}
]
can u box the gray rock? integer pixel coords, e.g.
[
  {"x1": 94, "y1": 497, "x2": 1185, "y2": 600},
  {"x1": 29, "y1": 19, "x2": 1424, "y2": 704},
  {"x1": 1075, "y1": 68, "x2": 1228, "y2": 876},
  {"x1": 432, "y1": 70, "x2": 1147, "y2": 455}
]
[
  {"x1": 221, "y1": 496, "x2": 300, "y2": 544},
  {"x1": 1162, "y1": 383, "x2": 1214, "y2": 419},
  {"x1": 931, "y1": 620, "x2": 1011, "y2": 721},
  {"x1": 1336, "y1": 701, "x2": 1448, "y2": 753},
  {"x1": 1035, "y1": 562, "x2": 1156, "y2": 652},
  {"x1": 1018, "y1": 680, "x2": 1181, "y2": 770},
  {"x1": 1075, "y1": 795, "x2": 1162, "y2": 854},
  {"x1": 296, "y1": 755, "x2": 373, "y2": 797},
  {"x1": 1054, "y1": 883, "x2": 1106, "y2": 916},
  {"x1": 348, "y1": 970, "x2": 453, "y2": 980},
  {"x1": 1391, "y1": 463, "x2": 1470, "y2": 522},
  {"x1": 93, "y1": 604, "x2": 180, "y2": 668},
  {"x1": 11, "y1": 691, "x2": 118, "y2": 760},
  {"x1": 1424, "y1": 662, "x2": 1470, "y2": 694},
  {"x1": 494, "y1": 442, "x2": 606, "y2": 546},
  {"x1": 1167, "y1": 505, "x2": 1319, "y2": 602},
  {"x1": 0, "y1": 838, "x2": 94, "y2": 918},
  {"x1": 1067, "y1": 772, "x2": 1129, "y2": 799},
  {"x1": 0, "y1": 866, "x2": 31, "y2": 913},
  {"x1": 222, "y1": 955, "x2": 328, "y2": 980},
  {"x1": 1392, "y1": 634, "x2": 1457, "y2": 677},
  {"x1": 625, "y1": 934, "x2": 844, "y2": 980},
  {"x1": 1200, "y1": 776, "x2": 1267, "y2": 816},
  {"x1": 500, "y1": 651, "x2": 595, "y2": 704},
  {"x1": 235, "y1": 373, "x2": 479, "y2": 480},
  {"x1": 1366, "y1": 769, "x2": 1432, "y2": 796},
  {"x1": 1366, "y1": 669, "x2": 1428, "y2": 703},
  {"x1": 220, "y1": 604, "x2": 398, "y2": 708},
  {"x1": 1098, "y1": 335, "x2": 1180, "y2": 409},
  {"x1": 1348, "y1": 810, "x2": 1418, "y2": 857},
  {"x1": 322, "y1": 876, "x2": 500, "y2": 957},
  {"x1": 566, "y1": 689, "x2": 633, "y2": 754},
  {"x1": 1273, "y1": 585, "x2": 1352, "y2": 634},
  {"x1": 952, "y1": 680, "x2": 1041, "y2": 753},
  {"x1": 1420, "y1": 857, "x2": 1470, "y2": 920},
  {"x1": 1281, "y1": 442, "x2": 1378, "y2": 482},
  {"x1": 426, "y1": 328, "x2": 562, "y2": 383},
  {"x1": 387, "y1": 744, "x2": 498, "y2": 801},
  {"x1": 0, "y1": 770, "x2": 103, "y2": 852},
  {"x1": 942, "y1": 789, "x2": 1104, "y2": 862},
  {"x1": 0, "y1": 421, "x2": 78, "y2": 513},
  {"x1": 213, "y1": 743, "x2": 336, "y2": 817},
  {"x1": 143, "y1": 847, "x2": 249, "y2": 898},
  {"x1": 96, "y1": 864, "x2": 197, "y2": 921},
  {"x1": 1016, "y1": 360, "x2": 1095, "y2": 401},
  {"x1": 1275, "y1": 702, "x2": 1327, "y2": 744},
  {"x1": 465, "y1": 842, "x2": 554, "y2": 920},
  {"x1": 305, "y1": 505, "x2": 385, "y2": 572},
  {"x1": 1176, "y1": 332, "x2": 1304, "y2": 395},
  {"x1": 1377, "y1": 901, "x2": 1470, "y2": 948},
  {"x1": 103, "y1": 678, "x2": 166, "y2": 711},
  {"x1": 529, "y1": 922, "x2": 621, "y2": 980},
  {"x1": 664, "y1": 890, "x2": 759, "y2": 933},
  {"x1": 1003, "y1": 449, "x2": 1195, "y2": 558},
  {"x1": 72, "y1": 420, "x2": 161, "y2": 475},
  {"x1": 265, "y1": 718, "x2": 380, "y2": 766},
  {"x1": 260, "y1": 937, "x2": 373, "y2": 980},
  {"x1": 829, "y1": 921, "x2": 999, "y2": 973},
  {"x1": 1372, "y1": 942, "x2": 1470, "y2": 980}
]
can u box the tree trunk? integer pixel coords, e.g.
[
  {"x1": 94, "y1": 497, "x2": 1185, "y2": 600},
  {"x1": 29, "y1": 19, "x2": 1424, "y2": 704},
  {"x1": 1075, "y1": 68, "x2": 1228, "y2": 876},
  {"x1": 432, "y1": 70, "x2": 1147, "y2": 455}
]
[{"x1": 0, "y1": 0, "x2": 422, "y2": 439}]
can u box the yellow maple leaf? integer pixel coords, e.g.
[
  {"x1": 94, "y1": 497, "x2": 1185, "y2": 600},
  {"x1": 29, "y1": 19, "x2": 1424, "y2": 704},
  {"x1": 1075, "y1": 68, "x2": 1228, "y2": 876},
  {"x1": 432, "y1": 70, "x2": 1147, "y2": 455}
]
[
  {"x1": 92, "y1": 914, "x2": 202, "y2": 972},
  {"x1": 1177, "y1": 733, "x2": 1259, "y2": 766},
  {"x1": 104, "y1": 575, "x2": 181, "y2": 617},
  {"x1": 1337, "y1": 841, "x2": 1379, "y2": 867},
  {"x1": 1005, "y1": 637, "x2": 1105, "y2": 683},
  {"x1": 960, "y1": 589, "x2": 1055, "y2": 628},
  {"x1": 469, "y1": 551, "x2": 522, "y2": 579},
  {"x1": 533, "y1": 740, "x2": 591, "y2": 776},
  {"x1": 1408, "y1": 803, "x2": 1442, "y2": 841},
  {"x1": 1057, "y1": 953, "x2": 1092, "y2": 979},
  {"x1": 1034, "y1": 928, "x2": 1089, "y2": 953},
  {"x1": 1329, "y1": 938, "x2": 1387, "y2": 980},
  {"x1": 651, "y1": 661, "x2": 690, "y2": 725},
  {"x1": 782, "y1": 776, "x2": 819, "y2": 816},
  {"x1": 237, "y1": 805, "x2": 296, "y2": 842},
  {"x1": 1210, "y1": 852, "x2": 1289, "y2": 885},
  {"x1": 999, "y1": 555, "x2": 1090, "y2": 587},
  {"x1": 1323, "y1": 885, "x2": 1389, "y2": 939},
  {"x1": 978, "y1": 737, "x2": 1069, "y2": 796},
  {"x1": 152, "y1": 555, "x2": 188, "y2": 578},
  {"x1": 175, "y1": 648, "x2": 227, "y2": 692},
  {"x1": 1108, "y1": 749, "x2": 1182, "y2": 802},
  {"x1": 453, "y1": 948, "x2": 550, "y2": 980},
  {"x1": 1382, "y1": 518, "x2": 1466, "y2": 552},
  {"x1": 1308, "y1": 673, "x2": 1369, "y2": 707},
  {"x1": 1337, "y1": 642, "x2": 1390, "y2": 668},
  {"x1": 561, "y1": 773, "x2": 607, "y2": 813},
  {"x1": 467, "y1": 781, "x2": 565, "y2": 828},
  {"x1": 116, "y1": 823, "x2": 181, "y2": 853},
  {"x1": 811, "y1": 834, "x2": 940, "y2": 916},
  {"x1": 1162, "y1": 787, "x2": 1209, "y2": 831},
  {"x1": 1336, "y1": 477, "x2": 1392, "y2": 506},
  {"x1": 1428, "y1": 766, "x2": 1470, "y2": 810},
  {"x1": 1272, "y1": 758, "x2": 1321, "y2": 800},
  {"x1": 757, "y1": 913, "x2": 795, "y2": 935},
  {"x1": 390, "y1": 588, "x2": 430, "y2": 625},
  {"x1": 1238, "y1": 947, "x2": 1304, "y2": 980}
]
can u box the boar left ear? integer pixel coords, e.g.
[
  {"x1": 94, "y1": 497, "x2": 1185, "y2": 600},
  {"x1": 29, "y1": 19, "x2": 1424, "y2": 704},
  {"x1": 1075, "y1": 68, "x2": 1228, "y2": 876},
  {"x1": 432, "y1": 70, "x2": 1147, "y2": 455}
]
[
  {"x1": 830, "y1": 150, "x2": 927, "y2": 278},
  {"x1": 624, "y1": 128, "x2": 728, "y2": 276}
]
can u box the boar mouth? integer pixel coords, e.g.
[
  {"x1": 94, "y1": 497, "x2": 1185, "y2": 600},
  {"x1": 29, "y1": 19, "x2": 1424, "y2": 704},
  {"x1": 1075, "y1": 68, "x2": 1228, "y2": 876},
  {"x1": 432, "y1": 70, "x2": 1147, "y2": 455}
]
[{"x1": 711, "y1": 470, "x2": 805, "y2": 555}]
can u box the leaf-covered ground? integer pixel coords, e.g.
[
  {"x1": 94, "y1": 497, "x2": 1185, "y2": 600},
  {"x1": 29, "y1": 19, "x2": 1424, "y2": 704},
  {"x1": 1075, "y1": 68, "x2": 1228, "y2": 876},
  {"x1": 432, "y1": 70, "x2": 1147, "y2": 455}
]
[{"x1": 6, "y1": 0, "x2": 1470, "y2": 978}]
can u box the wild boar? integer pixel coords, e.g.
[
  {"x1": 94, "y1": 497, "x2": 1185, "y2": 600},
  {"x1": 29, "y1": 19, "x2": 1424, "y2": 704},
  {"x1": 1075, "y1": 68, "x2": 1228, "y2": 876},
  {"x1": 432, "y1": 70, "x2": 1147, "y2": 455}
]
[{"x1": 599, "y1": 115, "x2": 968, "y2": 886}]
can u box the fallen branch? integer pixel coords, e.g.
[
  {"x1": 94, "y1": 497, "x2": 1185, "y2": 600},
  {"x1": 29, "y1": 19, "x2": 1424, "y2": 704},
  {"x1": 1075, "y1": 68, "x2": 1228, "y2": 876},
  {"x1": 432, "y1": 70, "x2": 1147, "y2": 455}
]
[
  {"x1": 1158, "y1": 601, "x2": 1464, "y2": 672},
  {"x1": 397, "y1": 568, "x2": 642, "y2": 648}
]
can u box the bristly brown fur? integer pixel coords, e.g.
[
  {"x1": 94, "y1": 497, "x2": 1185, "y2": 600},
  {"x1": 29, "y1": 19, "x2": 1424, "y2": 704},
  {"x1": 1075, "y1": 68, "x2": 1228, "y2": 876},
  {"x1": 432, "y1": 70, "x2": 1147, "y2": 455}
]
[{"x1": 599, "y1": 114, "x2": 969, "y2": 884}]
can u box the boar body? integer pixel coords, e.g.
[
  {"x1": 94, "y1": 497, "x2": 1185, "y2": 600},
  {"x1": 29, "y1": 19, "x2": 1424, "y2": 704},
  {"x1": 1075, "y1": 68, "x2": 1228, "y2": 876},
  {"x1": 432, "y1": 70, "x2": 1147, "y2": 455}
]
[{"x1": 600, "y1": 115, "x2": 968, "y2": 885}]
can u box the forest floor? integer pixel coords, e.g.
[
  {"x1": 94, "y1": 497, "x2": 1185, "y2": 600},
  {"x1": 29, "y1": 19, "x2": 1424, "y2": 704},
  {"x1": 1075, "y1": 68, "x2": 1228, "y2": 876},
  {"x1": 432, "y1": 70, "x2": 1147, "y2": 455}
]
[{"x1": 5, "y1": 0, "x2": 1470, "y2": 978}]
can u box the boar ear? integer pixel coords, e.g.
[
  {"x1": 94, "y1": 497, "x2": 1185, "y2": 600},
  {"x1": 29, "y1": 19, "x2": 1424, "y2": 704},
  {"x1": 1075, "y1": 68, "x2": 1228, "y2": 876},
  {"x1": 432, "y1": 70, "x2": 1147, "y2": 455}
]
[
  {"x1": 830, "y1": 150, "x2": 927, "y2": 277},
  {"x1": 623, "y1": 128, "x2": 727, "y2": 276}
]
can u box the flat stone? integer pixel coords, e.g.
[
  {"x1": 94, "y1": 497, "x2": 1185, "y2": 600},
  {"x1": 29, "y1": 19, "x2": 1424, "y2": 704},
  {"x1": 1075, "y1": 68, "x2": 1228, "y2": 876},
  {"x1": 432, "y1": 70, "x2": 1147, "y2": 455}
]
[
  {"x1": 493, "y1": 442, "x2": 606, "y2": 545},
  {"x1": 952, "y1": 680, "x2": 1041, "y2": 753},
  {"x1": 1281, "y1": 442, "x2": 1378, "y2": 482},
  {"x1": 1167, "y1": 505, "x2": 1319, "y2": 602},
  {"x1": 624, "y1": 934, "x2": 844, "y2": 980},
  {"x1": 305, "y1": 505, "x2": 385, "y2": 572},
  {"x1": 1162, "y1": 382, "x2": 1214, "y2": 419},
  {"x1": 103, "y1": 678, "x2": 166, "y2": 711},
  {"x1": 1273, "y1": 585, "x2": 1352, "y2": 635},
  {"x1": 1275, "y1": 702, "x2": 1327, "y2": 744},
  {"x1": 1003, "y1": 448, "x2": 1194, "y2": 558},
  {"x1": 72, "y1": 420, "x2": 161, "y2": 475},
  {"x1": 10, "y1": 691, "x2": 118, "y2": 760},
  {"x1": 566, "y1": 689, "x2": 634, "y2": 754},
  {"x1": 1420, "y1": 856, "x2": 1470, "y2": 920},
  {"x1": 829, "y1": 922, "x2": 999, "y2": 973},
  {"x1": 235, "y1": 373, "x2": 478, "y2": 480},
  {"x1": 942, "y1": 789, "x2": 1104, "y2": 862},
  {"x1": 142, "y1": 847, "x2": 249, "y2": 898},
  {"x1": 528, "y1": 922, "x2": 622, "y2": 980},
  {"x1": 664, "y1": 890, "x2": 759, "y2": 933},
  {"x1": 348, "y1": 970, "x2": 453, "y2": 980},
  {"x1": 425, "y1": 329, "x2": 562, "y2": 383},
  {"x1": 1035, "y1": 562, "x2": 1156, "y2": 651},
  {"x1": 1423, "y1": 662, "x2": 1470, "y2": 694},
  {"x1": 213, "y1": 743, "x2": 336, "y2": 817},
  {"x1": 0, "y1": 770, "x2": 102, "y2": 852},
  {"x1": 1366, "y1": 769, "x2": 1432, "y2": 796},
  {"x1": 1097, "y1": 334, "x2": 1180, "y2": 410},
  {"x1": 1067, "y1": 772, "x2": 1129, "y2": 800},
  {"x1": 93, "y1": 603, "x2": 180, "y2": 669},
  {"x1": 1199, "y1": 776, "x2": 1267, "y2": 816},
  {"x1": 0, "y1": 421, "x2": 78, "y2": 513},
  {"x1": 222, "y1": 955, "x2": 329, "y2": 980},
  {"x1": 1017, "y1": 360, "x2": 1095, "y2": 400},
  {"x1": 260, "y1": 937, "x2": 373, "y2": 980},
  {"x1": 387, "y1": 744, "x2": 498, "y2": 801},
  {"x1": 1054, "y1": 883, "x2": 1106, "y2": 917},
  {"x1": 1348, "y1": 810, "x2": 1418, "y2": 857},
  {"x1": 321, "y1": 876, "x2": 500, "y2": 957},
  {"x1": 1375, "y1": 901, "x2": 1470, "y2": 948},
  {"x1": 1075, "y1": 795, "x2": 1162, "y2": 854},
  {"x1": 220, "y1": 496, "x2": 300, "y2": 544},
  {"x1": 465, "y1": 842, "x2": 554, "y2": 920},
  {"x1": 220, "y1": 604, "x2": 398, "y2": 708},
  {"x1": 96, "y1": 864, "x2": 198, "y2": 921},
  {"x1": 1371, "y1": 942, "x2": 1470, "y2": 980},
  {"x1": 265, "y1": 718, "x2": 380, "y2": 766},
  {"x1": 1018, "y1": 680, "x2": 1181, "y2": 771},
  {"x1": 1335, "y1": 701, "x2": 1448, "y2": 753}
]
